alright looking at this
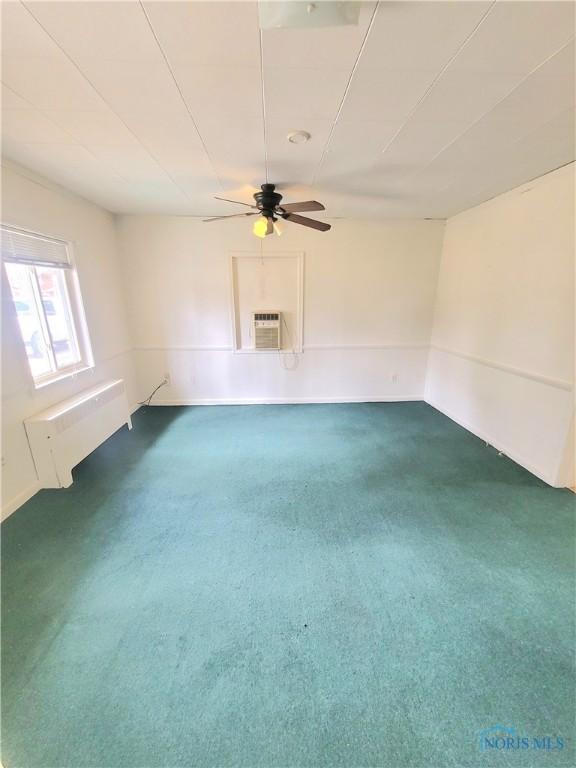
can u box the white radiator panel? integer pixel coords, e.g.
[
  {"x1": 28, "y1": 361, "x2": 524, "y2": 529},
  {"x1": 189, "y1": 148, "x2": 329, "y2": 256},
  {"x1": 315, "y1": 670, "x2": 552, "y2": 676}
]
[{"x1": 24, "y1": 379, "x2": 132, "y2": 489}]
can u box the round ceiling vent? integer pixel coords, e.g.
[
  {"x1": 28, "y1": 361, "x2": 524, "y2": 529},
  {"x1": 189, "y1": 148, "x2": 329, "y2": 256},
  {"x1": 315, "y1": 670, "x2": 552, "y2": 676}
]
[{"x1": 287, "y1": 130, "x2": 311, "y2": 145}]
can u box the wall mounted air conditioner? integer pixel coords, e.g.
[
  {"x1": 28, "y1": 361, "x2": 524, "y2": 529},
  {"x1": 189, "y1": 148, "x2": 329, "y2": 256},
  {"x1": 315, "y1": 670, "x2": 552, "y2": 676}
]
[{"x1": 253, "y1": 311, "x2": 281, "y2": 350}]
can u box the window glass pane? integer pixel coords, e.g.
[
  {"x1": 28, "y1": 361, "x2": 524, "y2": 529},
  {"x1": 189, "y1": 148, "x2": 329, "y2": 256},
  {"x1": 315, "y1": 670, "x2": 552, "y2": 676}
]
[
  {"x1": 4, "y1": 262, "x2": 53, "y2": 378},
  {"x1": 35, "y1": 266, "x2": 81, "y2": 369}
]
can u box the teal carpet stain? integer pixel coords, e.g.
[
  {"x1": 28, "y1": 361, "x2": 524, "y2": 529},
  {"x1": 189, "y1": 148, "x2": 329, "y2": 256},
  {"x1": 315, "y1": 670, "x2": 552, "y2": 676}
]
[{"x1": 2, "y1": 402, "x2": 574, "y2": 768}]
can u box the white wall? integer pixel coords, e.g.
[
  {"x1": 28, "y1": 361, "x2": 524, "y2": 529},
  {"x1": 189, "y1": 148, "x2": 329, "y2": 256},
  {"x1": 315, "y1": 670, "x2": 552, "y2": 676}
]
[
  {"x1": 1, "y1": 161, "x2": 137, "y2": 518},
  {"x1": 426, "y1": 164, "x2": 575, "y2": 487},
  {"x1": 115, "y1": 216, "x2": 445, "y2": 404},
  {"x1": 3, "y1": 158, "x2": 572, "y2": 516}
]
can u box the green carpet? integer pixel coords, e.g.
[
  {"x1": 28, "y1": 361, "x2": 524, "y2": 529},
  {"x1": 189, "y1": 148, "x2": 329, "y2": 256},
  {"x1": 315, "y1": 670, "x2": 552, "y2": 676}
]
[{"x1": 2, "y1": 403, "x2": 574, "y2": 768}]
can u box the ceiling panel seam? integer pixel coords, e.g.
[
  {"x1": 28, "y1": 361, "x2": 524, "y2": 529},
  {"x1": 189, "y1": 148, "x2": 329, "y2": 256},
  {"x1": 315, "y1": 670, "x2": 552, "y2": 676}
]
[
  {"x1": 1, "y1": 157, "x2": 102, "y2": 197},
  {"x1": 138, "y1": 0, "x2": 225, "y2": 193},
  {"x1": 310, "y1": 1, "x2": 380, "y2": 187},
  {"x1": 435, "y1": 107, "x2": 576, "y2": 213},
  {"x1": 403, "y1": 36, "x2": 576, "y2": 189},
  {"x1": 447, "y1": 158, "x2": 576, "y2": 218},
  {"x1": 258, "y1": 28, "x2": 268, "y2": 184},
  {"x1": 20, "y1": 0, "x2": 196, "y2": 204},
  {"x1": 379, "y1": 0, "x2": 497, "y2": 160},
  {"x1": 1, "y1": 73, "x2": 139, "y2": 191}
]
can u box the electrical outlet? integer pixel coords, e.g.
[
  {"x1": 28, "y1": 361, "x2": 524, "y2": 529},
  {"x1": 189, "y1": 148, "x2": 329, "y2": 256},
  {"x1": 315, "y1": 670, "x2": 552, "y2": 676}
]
[
  {"x1": 163, "y1": 373, "x2": 171, "y2": 386},
  {"x1": 1, "y1": 455, "x2": 5, "y2": 467},
  {"x1": 391, "y1": 373, "x2": 399, "y2": 384}
]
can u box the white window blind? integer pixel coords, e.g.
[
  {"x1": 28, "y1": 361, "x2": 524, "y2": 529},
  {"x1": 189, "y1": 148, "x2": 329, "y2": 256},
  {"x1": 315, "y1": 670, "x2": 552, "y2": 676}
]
[{"x1": 1, "y1": 225, "x2": 71, "y2": 268}]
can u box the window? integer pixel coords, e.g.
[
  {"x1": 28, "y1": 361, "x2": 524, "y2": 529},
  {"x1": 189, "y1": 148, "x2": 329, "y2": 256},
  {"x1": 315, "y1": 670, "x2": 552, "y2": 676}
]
[{"x1": 2, "y1": 225, "x2": 93, "y2": 387}]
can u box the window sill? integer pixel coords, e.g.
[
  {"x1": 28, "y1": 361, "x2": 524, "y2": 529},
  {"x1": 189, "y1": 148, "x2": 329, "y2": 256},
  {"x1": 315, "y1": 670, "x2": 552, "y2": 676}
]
[{"x1": 33, "y1": 364, "x2": 94, "y2": 390}]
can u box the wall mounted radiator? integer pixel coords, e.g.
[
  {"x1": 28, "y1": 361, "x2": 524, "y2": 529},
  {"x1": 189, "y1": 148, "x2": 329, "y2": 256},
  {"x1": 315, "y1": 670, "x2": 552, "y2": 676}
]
[{"x1": 25, "y1": 379, "x2": 132, "y2": 489}]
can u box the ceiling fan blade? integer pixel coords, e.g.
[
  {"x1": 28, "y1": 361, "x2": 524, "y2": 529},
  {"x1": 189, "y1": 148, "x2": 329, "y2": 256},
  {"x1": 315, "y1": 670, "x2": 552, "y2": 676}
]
[
  {"x1": 283, "y1": 213, "x2": 331, "y2": 232},
  {"x1": 214, "y1": 196, "x2": 257, "y2": 208},
  {"x1": 266, "y1": 218, "x2": 274, "y2": 235},
  {"x1": 279, "y1": 200, "x2": 325, "y2": 213},
  {"x1": 203, "y1": 212, "x2": 259, "y2": 222}
]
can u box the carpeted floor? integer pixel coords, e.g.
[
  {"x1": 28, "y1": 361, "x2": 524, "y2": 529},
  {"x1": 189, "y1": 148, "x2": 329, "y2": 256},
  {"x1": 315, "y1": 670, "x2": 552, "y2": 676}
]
[{"x1": 2, "y1": 402, "x2": 574, "y2": 768}]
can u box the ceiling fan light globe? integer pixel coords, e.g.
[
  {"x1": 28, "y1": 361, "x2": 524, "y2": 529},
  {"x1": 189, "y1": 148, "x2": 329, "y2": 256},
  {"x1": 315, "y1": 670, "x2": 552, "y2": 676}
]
[{"x1": 253, "y1": 217, "x2": 269, "y2": 238}]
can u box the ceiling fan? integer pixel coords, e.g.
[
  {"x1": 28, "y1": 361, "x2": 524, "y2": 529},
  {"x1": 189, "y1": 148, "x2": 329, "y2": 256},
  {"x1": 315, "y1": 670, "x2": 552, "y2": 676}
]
[{"x1": 203, "y1": 183, "x2": 331, "y2": 237}]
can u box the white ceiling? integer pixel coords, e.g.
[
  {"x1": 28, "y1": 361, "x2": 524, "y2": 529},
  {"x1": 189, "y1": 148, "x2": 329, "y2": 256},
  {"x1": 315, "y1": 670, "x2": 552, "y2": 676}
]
[{"x1": 1, "y1": 0, "x2": 574, "y2": 218}]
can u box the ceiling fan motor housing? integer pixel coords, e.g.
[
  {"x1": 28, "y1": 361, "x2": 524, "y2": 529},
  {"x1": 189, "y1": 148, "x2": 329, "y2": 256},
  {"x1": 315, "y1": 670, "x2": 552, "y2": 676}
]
[
  {"x1": 205, "y1": 184, "x2": 330, "y2": 232},
  {"x1": 254, "y1": 183, "x2": 283, "y2": 218}
]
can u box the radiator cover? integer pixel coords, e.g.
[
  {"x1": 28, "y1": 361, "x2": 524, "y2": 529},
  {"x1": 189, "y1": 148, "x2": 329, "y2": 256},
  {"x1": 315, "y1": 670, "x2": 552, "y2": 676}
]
[{"x1": 24, "y1": 379, "x2": 132, "y2": 488}]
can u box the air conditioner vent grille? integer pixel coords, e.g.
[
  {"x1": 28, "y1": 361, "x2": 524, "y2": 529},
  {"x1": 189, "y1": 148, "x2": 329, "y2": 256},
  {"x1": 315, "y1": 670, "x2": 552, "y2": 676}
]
[{"x1": 253, "y1": 310, "x2": 281, "y2": 350}]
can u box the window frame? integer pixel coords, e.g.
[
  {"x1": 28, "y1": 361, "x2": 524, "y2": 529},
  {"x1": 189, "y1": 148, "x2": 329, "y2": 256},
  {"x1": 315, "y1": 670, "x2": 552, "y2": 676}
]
[{"x1": 2, "y1": 224, "x2": 94, "y2": 389}]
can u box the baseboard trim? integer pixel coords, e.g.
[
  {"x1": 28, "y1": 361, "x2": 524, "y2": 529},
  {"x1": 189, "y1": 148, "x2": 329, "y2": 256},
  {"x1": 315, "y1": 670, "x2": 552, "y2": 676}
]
[
  {"x1": 1, "y1": 481, "x2": 41, "y2": 522},
  {"x1": 150, "y1": 395, "x2": 423, "y2": 406},
  {"x1": 425, "y1": 396, "x2": 558, "y2": 487}
]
